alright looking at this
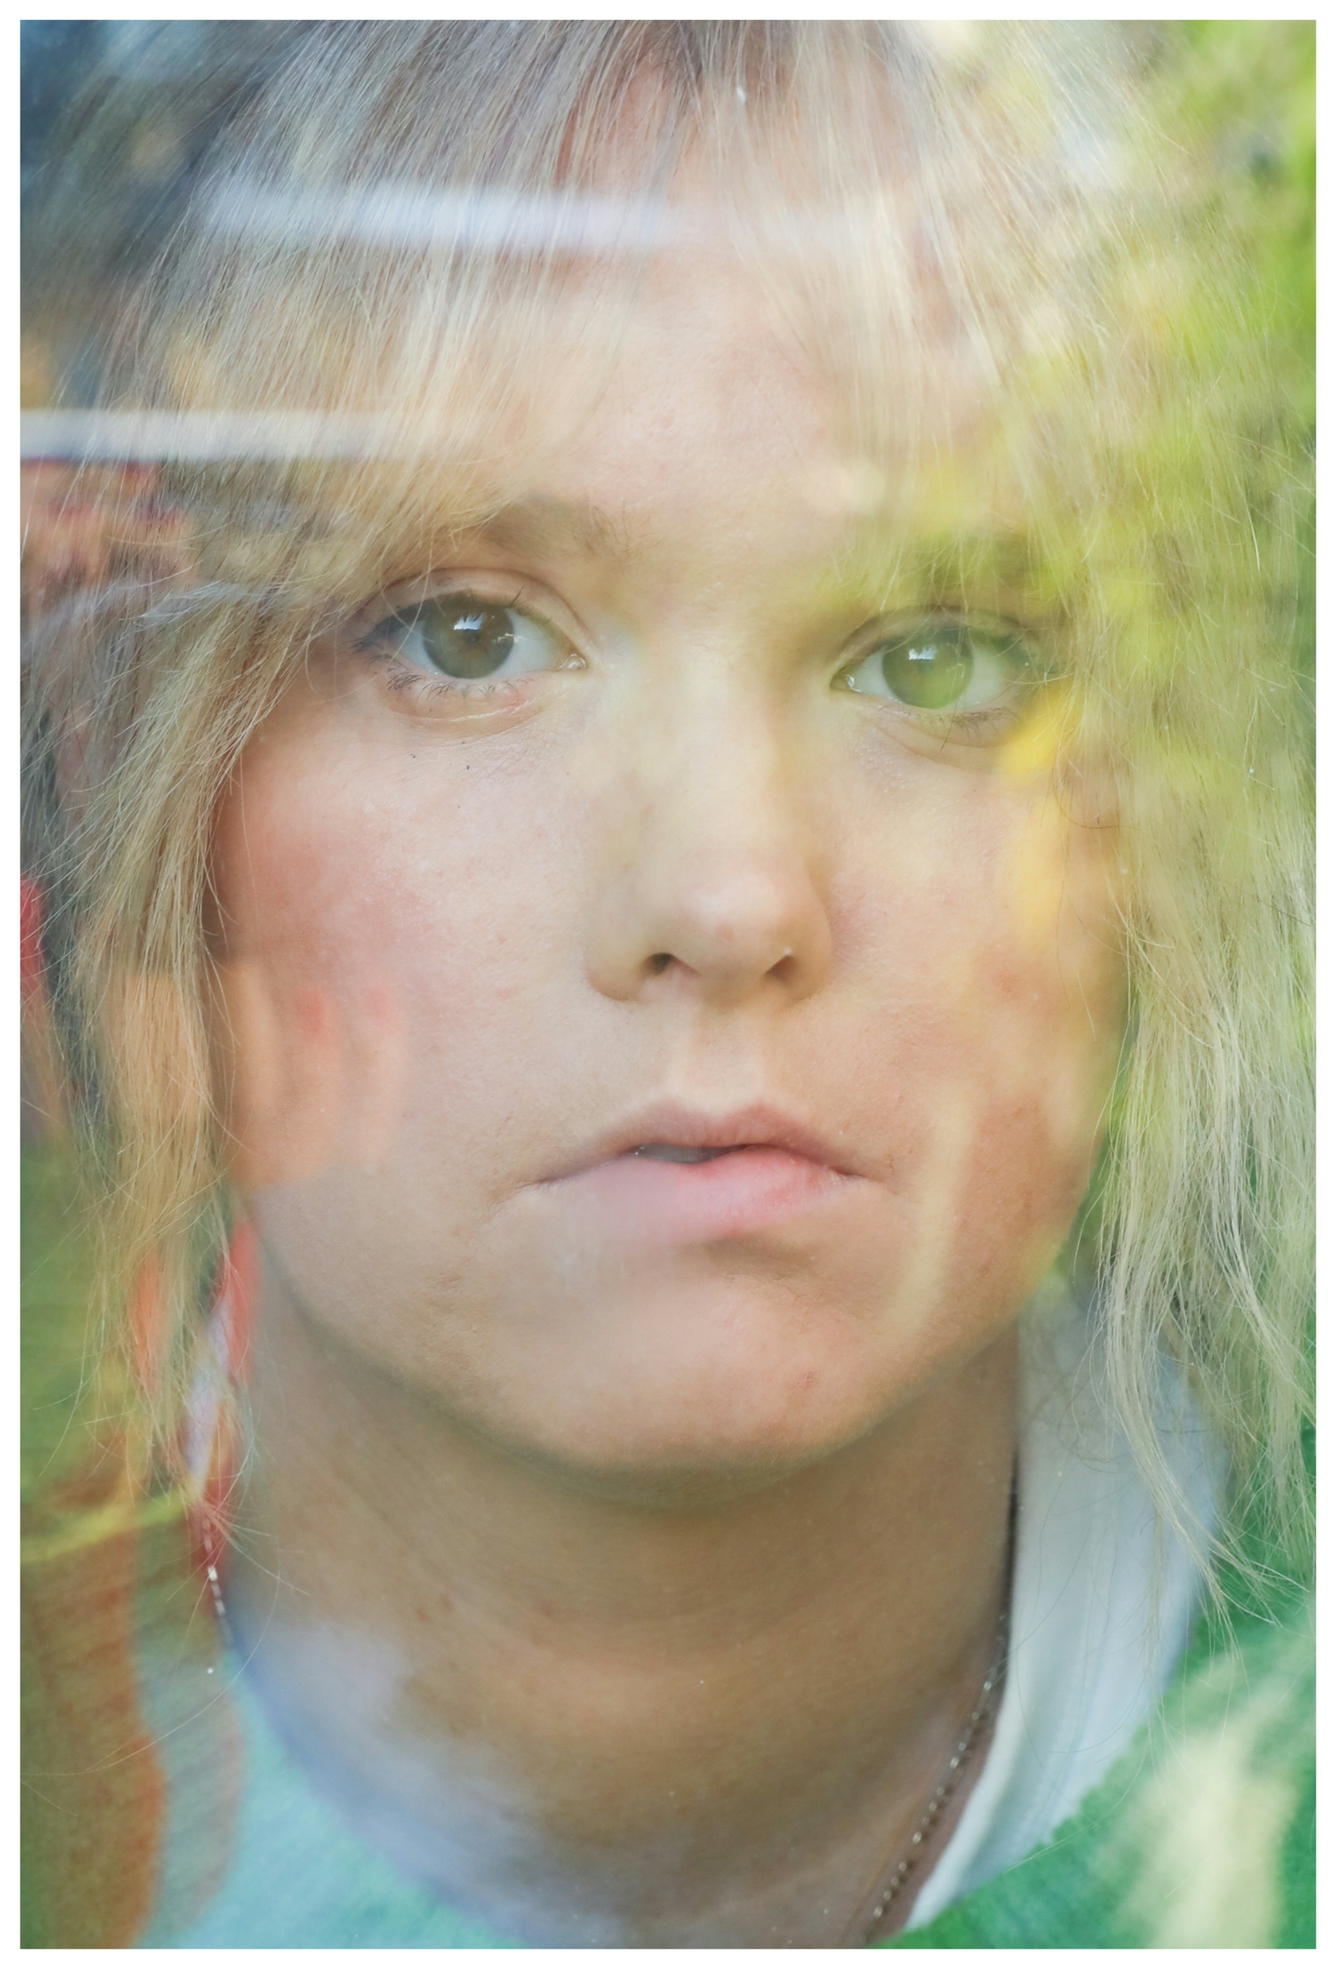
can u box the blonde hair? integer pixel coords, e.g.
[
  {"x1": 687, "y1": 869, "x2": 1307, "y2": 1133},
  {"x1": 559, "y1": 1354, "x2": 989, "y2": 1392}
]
[{"x1": 23, "y1": 23, "x2": 1313, "y2": 1581}]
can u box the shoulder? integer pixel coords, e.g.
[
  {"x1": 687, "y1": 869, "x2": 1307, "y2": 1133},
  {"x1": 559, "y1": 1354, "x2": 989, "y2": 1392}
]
[{"x1": 885, "y1": 1592, "x2": 1315, "y2": 1950}]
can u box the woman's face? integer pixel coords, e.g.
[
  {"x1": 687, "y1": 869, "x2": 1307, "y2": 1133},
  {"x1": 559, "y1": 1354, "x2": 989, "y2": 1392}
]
[{"x1": 211, "y1": 251, "x2": 1124, "y2": 1494}]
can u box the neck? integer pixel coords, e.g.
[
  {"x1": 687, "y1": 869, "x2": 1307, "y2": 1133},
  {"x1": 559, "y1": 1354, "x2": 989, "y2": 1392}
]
[{"x1": 227, "y1": 1254, "x2": 1018, "y2": 1946}]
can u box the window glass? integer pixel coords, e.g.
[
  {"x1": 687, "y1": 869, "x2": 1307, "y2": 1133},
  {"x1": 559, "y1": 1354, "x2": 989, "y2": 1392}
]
[{"x1": 21, "y1": 22, "x2": 1314, "y2": 1950}]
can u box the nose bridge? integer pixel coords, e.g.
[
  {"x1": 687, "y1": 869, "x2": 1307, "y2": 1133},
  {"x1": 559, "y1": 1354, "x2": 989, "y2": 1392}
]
[{"x1": 583, "y1": 660, "x2": 832, "y2": 1006}]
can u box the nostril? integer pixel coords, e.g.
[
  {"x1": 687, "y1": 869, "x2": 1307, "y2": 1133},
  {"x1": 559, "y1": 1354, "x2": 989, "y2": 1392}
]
[{"x1": 649, "y1": 952, "x2": 673, "y2": 975}]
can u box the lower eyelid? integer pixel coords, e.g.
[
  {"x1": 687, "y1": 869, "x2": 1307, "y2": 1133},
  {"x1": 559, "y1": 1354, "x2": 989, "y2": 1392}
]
[{"x1": 838, "y1": 674, "x2": 1035, "y2": 749}]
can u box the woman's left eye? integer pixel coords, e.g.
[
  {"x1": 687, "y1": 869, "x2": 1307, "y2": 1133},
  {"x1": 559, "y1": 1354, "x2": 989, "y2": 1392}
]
[
  {"x1": 837, "y1": 619, "x2": 1037, "y2": 719},
  {"x1": 363, "y1": 595, "x2": 572, "y2": 683}
]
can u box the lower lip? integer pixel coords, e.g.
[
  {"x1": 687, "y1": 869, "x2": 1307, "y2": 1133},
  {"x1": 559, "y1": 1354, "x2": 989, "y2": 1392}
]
[{"x1": 546, "y1": 1147, "x2": 849, "y2": 1244}]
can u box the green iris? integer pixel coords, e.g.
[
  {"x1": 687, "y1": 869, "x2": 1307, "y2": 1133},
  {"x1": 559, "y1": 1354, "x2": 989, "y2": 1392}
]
[
  {"x1": 388, "y1": 600, "x2": 518, "y2": 678},
  {"x1": 879, "y1": 626, "x2": 977, "y2": 709}
]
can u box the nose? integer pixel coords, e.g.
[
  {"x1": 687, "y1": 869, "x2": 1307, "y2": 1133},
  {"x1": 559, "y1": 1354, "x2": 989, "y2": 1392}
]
[{"x1": 582, "y1": 720, "x2": 833, "y2": 1010}]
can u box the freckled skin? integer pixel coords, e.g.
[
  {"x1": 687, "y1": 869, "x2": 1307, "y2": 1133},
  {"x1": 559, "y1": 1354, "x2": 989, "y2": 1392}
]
[
  {"x1": 214, "y1": 643, "x2": 1119, "y2": 1478},
  {"x1": 209, "y1": 254, "x2": 1125, "y2": 1943}
]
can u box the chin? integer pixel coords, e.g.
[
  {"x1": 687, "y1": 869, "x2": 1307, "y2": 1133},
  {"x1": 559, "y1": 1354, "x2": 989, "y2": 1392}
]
[
  {"x1": 499, "y1": 1407, "x2": 878, "y2": 1510},
  {"x1": 447, "y1": 1287, "x2": 944, "y2": 1504}
]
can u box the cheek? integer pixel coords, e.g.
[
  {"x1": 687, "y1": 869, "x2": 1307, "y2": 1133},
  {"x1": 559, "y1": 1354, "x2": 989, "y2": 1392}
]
[
  {"x1": 209, "y1": 733, "x2": 569, "y2": 1190},
  {"x1": 842, "y1": 787, "x2": 1122, "y2": 1318}
]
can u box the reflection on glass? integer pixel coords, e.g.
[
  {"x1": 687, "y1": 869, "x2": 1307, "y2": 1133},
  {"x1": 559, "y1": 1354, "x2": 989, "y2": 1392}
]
[{"x1": 21, "y1": 21, "x2": 1314, "y2": 1952}]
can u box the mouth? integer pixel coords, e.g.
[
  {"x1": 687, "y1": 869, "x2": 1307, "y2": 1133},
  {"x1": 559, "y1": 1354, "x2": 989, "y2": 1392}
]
[
  {"x1": 537, "y1": 1105, "x2": 862, "y2": 1244},
  {"x1": 555, "y1": 1102, "x2": 858, "y2": 1179}
]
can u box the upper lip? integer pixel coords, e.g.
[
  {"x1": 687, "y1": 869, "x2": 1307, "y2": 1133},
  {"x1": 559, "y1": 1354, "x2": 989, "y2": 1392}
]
[{"x1": 545, "y1": 1102, "x2": 863, "y2": 1182}]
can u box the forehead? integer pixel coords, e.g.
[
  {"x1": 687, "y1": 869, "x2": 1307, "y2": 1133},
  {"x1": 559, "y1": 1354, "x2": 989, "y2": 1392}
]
[
  {"x1": 507, "y1": 261, "x2": 845, "y2": 542},
  {"x1": 368, "y1": 240, "x2": 1025, "y2": 583},
  {"x1": 471, "y1": 217, "x2": 1005, "y2": 445}
]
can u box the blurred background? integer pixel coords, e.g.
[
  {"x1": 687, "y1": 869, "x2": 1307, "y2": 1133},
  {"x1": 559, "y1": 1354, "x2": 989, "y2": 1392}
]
[
  {"x1": 21, "y1": 22, "x2": 314, "y2": 409},
  {"x1": 19, "y1": 28, "x2": 1315, "y2": 1947}
]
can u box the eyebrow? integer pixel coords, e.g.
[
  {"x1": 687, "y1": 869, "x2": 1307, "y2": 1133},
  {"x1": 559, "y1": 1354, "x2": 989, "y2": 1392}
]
[
  {"x1": 833, "y1": 517, "x2": 1052, "y2": 592},
  {"x1": 474, "y1": 499, "x2": 1037, "y2": 573},
  {"x1": 469, "y1": 495, "x2": 632, "y2": 563}
]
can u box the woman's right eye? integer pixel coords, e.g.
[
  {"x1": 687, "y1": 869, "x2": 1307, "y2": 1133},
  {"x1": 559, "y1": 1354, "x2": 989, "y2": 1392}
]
[{"x1": 363, "y1": 595, "x2": 574, "y2": 683}]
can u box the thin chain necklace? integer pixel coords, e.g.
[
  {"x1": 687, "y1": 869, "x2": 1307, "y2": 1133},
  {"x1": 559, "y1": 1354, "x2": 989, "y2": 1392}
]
[
  {"x1": 843, "y1": 1470, "x2": 1017, "y2": 1950},
  {"x1": 841, "y1": 1601, "x2": 1010, "y2": 1946}
]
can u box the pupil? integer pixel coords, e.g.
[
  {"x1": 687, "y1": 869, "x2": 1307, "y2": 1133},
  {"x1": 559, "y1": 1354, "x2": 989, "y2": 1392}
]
[
  {"x1": 419, "y1": 600, "x2": 515, "y2": 678},
  {"x1": 881, "y1": 628, "x2": 973, "y2": 710}
]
